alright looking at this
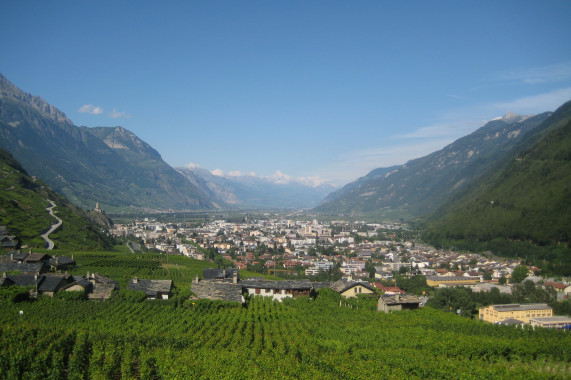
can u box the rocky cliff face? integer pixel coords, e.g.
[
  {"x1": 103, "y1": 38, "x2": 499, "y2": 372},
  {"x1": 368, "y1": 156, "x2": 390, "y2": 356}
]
[{"x1": 0, "y1": 74, "x2": 214, "y2": 211}]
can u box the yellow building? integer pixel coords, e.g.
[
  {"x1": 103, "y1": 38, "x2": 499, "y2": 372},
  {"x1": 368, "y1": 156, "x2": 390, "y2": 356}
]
[
  {"x1": 479, "y1": 303, "x2": 552, "y2": 324},
  {"x1": 426, "y1": 276, "x2": 480, "y2": 287}
]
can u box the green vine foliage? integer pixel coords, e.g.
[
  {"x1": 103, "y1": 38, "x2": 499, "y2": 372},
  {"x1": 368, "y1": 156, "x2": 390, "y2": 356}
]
[{"x1": 1, "y1": 288, "x2": 570, "y2": 379}]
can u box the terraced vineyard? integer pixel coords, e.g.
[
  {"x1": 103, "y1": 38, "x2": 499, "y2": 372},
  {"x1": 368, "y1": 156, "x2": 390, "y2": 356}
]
[{"x1": 1, "y1": 286, "x2": 570, "y2": 379}]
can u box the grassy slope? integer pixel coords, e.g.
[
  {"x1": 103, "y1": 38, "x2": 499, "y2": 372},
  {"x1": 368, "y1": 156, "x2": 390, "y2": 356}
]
[{"x1": 0, "y1": 148, "x2": 114, "y2": 250}]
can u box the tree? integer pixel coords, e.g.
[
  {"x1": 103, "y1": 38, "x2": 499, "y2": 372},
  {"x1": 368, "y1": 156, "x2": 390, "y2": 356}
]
[
  {"x1": 511, "y1": 265, "x2": 529, "y2": 283},
  {"x1": 498, "y1": 276, "x2": 507, "y2": 285}
]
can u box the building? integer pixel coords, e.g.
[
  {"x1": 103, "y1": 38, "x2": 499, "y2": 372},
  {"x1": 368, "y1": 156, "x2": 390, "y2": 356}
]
[
  {"x1": 127, "y1": 278, "x2": 173, "y2": 300},
  {"x1": 529, "y1": 316, "x2": 571, "y2": 330},
  {"x1": 377, "y1": 293, "x2": 421, "y2": 313},
  {"x1": 241, "y1": 279, "x2": 313, "y2": 301},
  {"x1": 190, "y1": 268, "x2": 244, "y2": 303},
  {"x1": 426, "y1": 276, "x2": 479, "y2": 287},
  {"x1": 329, "y1": 279, "x2": 376, "y2": 298},
  {"x1": 479, "y1": 304, "x2": 553, "y2": 324}
]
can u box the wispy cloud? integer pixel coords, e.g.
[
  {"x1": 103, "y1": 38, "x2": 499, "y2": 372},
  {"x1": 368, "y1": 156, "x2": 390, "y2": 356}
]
[
  {"x1": 497, "y1": 61, "x2": 571, "y2": 85},
  {"x1": 321, "y1": 87, "x2": 571, "y2": 185},
  {"x1": 486, "y1": 87, "x2": 571, "y2": 114},
  {"x1": 78, "y1": 104, "x2": 103, "y2": 114},
  {"x1": 109, "y1": 109, "x2": 131, "y2": 119}
]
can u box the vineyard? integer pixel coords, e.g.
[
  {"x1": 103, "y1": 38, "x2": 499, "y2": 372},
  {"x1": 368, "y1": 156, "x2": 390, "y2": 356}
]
[{"x1": 1, "y1": 285, "x2": 571, "y2": 379}]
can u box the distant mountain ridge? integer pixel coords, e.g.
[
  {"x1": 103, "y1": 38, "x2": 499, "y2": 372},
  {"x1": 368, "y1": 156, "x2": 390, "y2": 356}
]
[
  {"x1": 314, "y1": 111, "x2": 551, "y2": 219},
  {"x1": 177, "y1": 166, "x2": 337, "y2": 209},
  {"x1": 0, "y1": 73, "x2": 214, "y2": 212}
]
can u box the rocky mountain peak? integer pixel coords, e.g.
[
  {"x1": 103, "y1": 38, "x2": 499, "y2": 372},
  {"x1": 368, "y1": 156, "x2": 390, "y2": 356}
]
[{"x1": 0, "y1": 73, "x2": 72, "y2": 125}]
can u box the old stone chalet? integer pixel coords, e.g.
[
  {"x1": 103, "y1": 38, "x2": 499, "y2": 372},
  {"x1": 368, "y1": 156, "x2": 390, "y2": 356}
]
[
  {"x1": 242, "y1": 278, "x2": 313, "y2": 301},
  {"x1": 377, "y1": 293, "x2": 421, "y2": 313},
  {"x1": 127, "y1": 278, "x2": 173, "y2": 300}
]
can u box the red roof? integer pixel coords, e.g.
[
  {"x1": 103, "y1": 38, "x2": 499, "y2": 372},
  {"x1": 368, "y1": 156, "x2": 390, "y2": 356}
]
[{"x1": 373, "y1": 283, "x2": 405, "y2": 293}]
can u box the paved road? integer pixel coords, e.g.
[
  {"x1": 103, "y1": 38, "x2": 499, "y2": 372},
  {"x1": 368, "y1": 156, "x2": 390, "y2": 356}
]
[{"x1": 41, "y1": 200, "x2": 62, "y2": 250}]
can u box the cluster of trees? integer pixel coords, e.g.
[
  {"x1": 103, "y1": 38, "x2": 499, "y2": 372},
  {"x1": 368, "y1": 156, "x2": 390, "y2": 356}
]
[{"x1": 426, "y1": 282, "x2": 564, "y2": 318}]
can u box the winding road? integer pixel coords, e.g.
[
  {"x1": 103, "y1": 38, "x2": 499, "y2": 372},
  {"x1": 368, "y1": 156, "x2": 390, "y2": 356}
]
[{"x1": 41, "y1": 200, "x2": 62, "y2": 250}]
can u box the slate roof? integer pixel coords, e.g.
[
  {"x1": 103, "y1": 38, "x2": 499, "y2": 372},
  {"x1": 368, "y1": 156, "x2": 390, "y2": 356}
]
[
  {"x1": 7, "y1": 274, "x2": 42, "y2": 287},
  {"x1": 241, "y1": 278, "x2": 313, "y2": 290},
  {"x1": 191, "y1": 281, "x2": 244, "y2": 303},
  {"x1": 127, "y1": 278, "x2": 173, "y2": 297},
  {"x1": 49, "y1": 256, "x2": 76, "y2": 269},
  {"x1": 0, "y1": 262, "x2": 45, "y2": 274},
  {"x1": 379, "y1": 294, "x2": 421, "y2": 306},
  {"x1": 203, "y1": 268, "x2": 240, "y2": 281},
  {"x1": 24, "y1": 253, "x2": 51, "y2": 263},
  {"x1": 37, "y1": 275, "x2": 71, "y2": 293},
  {"x1": 329, "y1": 279, "x2": 376, "y2": 293}
]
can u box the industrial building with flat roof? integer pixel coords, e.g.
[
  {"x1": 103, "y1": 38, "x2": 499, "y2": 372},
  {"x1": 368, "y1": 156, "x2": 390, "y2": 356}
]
[{"x1": 479, "y1": 303, "x2": 552, "y2": 324}]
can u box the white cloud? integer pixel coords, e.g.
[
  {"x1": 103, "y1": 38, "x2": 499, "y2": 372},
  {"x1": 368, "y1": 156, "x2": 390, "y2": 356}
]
[
  {"x1": 109, "y1": 109, "x2": 131, "y2": 119},
  {"x1": 212, "y1": 169, "x2": 224, "y2": 176},
  {"x1": 78, "y1": 104, "x2": 103, "y2": 114},
  {"x1": 320, "y1": 87, "x2": 571, "y2": 185},
  {"x1": 185, "y1": 163, "x2": 200, "y2": 169},
  {"x1": 227, "y1": 170, "x2": 256, "y2": 177}
]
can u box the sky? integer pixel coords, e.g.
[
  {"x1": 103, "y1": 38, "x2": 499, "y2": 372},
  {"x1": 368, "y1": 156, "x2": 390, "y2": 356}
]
[{"x1": 2, "y1": 1, "x2": 571, "y2": 187}]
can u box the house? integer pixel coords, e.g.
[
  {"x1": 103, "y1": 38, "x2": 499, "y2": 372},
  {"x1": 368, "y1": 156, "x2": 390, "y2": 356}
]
[
  {"x1": 61, "y1": 276, "x2": 93, "y2": 294},
  {"x1": 479, "y1": 304, "x2": 553, "y2": 324},
  {"x1": 329, "y1": 279, "x2": 376, "y2": 298},
  {"x1": 373, "y1": 283, "x2": 405, "y2": 295},
  {"x1": 204, "y1": 268, "x2": 240, "y2": 282},
  {"x1": 86, "y1": 273, "x2": 119, "y2": 300},
  {"x1": 37, "y1": 274, "x2": 72, "y2": 297},
  {"x1": 191, "y1": 279, "x2": 244, "y2": 303},
  {"x1": 24, "y1": 253, "x2": 51, "y2": 264},
  {"x1": 49, "y1": 255, "x2": 76, "y2": 271},
  {"x1": 127, "y1": 278, "x2": 173, "y2": 299},
  {"x1": 241, "y1": 278, "x2": 313, "y2": 301},
  {"x1": 377, "y1": 293, "x2": 421, "y2": 313},
  {"x1": 0, "y1": 262, "x2": 46, "y2": 274},
  {"x1": 543, "y1": 281, "x2": 567, "y2": 292},
  {"x1": 190, "y1": 268, "x2": 244, "y2": 303}
]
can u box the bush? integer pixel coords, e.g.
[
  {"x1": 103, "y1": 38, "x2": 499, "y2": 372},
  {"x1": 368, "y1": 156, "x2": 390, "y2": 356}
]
[{"x1": 0, "y1": 286, "x2": 31, "y2": 303}]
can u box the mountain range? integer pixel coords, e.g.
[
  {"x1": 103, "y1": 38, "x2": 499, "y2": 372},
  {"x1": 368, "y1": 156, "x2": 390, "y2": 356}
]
[
  {"x1": 314, "y1": 111, "x2": 552, "y2": 219},
  {"x1": 0, "y1": 74, "x2": 336, "y2": 212},
  {"x1": 176, "y1": 166, "x2": 336, "y2": 209}
]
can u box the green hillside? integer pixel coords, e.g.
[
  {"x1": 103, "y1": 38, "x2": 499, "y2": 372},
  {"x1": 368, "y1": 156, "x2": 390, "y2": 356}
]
[
  {"x1": 314, "y1": 112, "x2": 549, "y2": 220},
  {"x1": 0, "y1": 148, "x2": 114, "y2": 250},
  {"x1": 424, "y1": 100, "x2": 571, "y2": 275}
]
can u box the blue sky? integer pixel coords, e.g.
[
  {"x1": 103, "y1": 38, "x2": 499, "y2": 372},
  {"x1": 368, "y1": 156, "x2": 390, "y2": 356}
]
[{"x1": 2, "y1": 1, "x2": 571, "y2": 186}]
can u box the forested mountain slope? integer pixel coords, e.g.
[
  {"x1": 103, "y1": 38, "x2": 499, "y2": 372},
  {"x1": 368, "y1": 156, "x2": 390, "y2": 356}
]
[
  {"x1": 424, "y1": 100, "x2": 571, "y2": 275},
  {"x1": 314, "y1": 112, "x2": 550, "y2": 219}
]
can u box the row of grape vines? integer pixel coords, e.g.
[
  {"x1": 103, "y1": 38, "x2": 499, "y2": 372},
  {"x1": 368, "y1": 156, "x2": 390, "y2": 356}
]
[{"x1": 1, "y1": 290, "x2": 570, "y2": 379}]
